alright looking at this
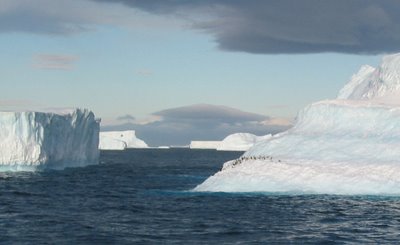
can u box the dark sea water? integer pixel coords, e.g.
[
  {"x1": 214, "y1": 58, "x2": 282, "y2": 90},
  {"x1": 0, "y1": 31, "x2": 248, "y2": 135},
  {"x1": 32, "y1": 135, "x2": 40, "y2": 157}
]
[{"x1": 1, "y1": 149, "x2": 400, "y2": 244}]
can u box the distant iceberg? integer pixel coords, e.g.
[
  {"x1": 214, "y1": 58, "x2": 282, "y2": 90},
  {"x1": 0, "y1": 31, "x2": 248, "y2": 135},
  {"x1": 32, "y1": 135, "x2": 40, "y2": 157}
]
[
  {"x1": 217, "y1": 133, "x2": 271, "y2": 151},
  {"x1": 195, "y1": 53, "x2": 400, "y2": 195},
  {"x1": 99, "y1": 130, "x2": 148, "y2": 150},
  {"x1": 0, "y1": 109, "x2": 99, "y2": 171},
  {"x1": 190, "y1": 141, "x2": 221, "y2": 149},
  {"x1": 190, "y1": 133, "x2": 271, "y2": 151}
]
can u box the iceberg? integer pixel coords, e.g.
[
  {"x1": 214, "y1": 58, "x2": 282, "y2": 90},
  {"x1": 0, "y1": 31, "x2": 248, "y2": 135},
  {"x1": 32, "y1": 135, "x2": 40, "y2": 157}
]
[
  {"x1": 195, "y1": 53, "x2": 400, "y2": 195},
  {"x1": 99, "y1": 130, "x2": 148, "y2": 150},
  {"x1": 158, "y1": 146, "x2": 170, "y2": 149},
  {"x1": 217, "y1": 133, "x2": 271, "y2": 151},
  {"x1": 98, "y1": 136, "x2": 126, "y2": 150},
  {"x1": 190, "y1": 141, "x2": 221, "y2": 149},
  {"x1": 0, "y1": 109, "x2": 99, "y2": 171}
]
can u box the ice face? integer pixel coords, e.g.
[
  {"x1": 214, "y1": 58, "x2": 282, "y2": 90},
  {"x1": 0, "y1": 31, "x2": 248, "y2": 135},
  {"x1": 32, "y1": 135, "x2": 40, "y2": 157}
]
[
  {"x1": 194, "y1": 159, "x2": 400, "y2": 195},
  {"x1": 195, "y1": 53, "x2": 400, "y2": 195},
  {"x1": 0, "y1": 109, "x2": 99, "y2": 171},
  {"x1": 99, "y1": 136, "x2": 126, "y2": 150},
  {"x1": 99, "y1": 130, "x2": 148, "y2": 150}
]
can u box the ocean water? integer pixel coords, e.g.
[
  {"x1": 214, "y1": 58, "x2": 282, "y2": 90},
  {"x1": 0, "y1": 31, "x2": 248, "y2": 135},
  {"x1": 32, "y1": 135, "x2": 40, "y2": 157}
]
[{"x1": 1, "y1": 149, "x2": 400, "y2": 244}]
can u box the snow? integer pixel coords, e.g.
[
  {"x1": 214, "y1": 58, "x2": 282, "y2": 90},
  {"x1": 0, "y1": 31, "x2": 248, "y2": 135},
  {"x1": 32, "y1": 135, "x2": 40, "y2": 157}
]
[
  {"x1": 338, "y1": 53, "x2": 400, "y2": 105},
  {"x1": 99, "y1": 136, "x2": 126, "y2": 150},
  {"x1": 195, "y1": 53, "x2": 400, "y2": 195},
  {"x1": 217, "y1": 133, "x2": 271, "y2": 151},
  {"x1": 190, "y1": 141, "x2": 221, "y2": 149},
  {"x1": 99, "y1": 130, "x2": 148, "y2": 150},
  {"x1": 0, "y1": 109, "x2": 99, "y2": 171},
  {"x1": 337, "y1": 65, "x2": 376, "y2": 100}
]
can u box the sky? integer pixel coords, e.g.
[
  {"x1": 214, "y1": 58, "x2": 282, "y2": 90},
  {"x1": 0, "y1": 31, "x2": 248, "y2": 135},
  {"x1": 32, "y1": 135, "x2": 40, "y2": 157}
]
[{"x1": 2, "y1": 0, "x2": 400, "y2": 145}]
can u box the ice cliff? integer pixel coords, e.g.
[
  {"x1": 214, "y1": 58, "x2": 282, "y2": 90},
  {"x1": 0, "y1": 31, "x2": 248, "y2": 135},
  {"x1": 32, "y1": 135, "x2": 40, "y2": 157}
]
[
  {"x1": 195, "y1": 53, "x2": 400, "y2": 195},
  {"x1": 99, "y1": 130, "x2": 148, "y2": 150},
  {"x1": 0, "y1": 109, "x2": 99, "y2": 171},
  {"x1": 217, "y1": 133, "x2": 271, "y2": 151}
]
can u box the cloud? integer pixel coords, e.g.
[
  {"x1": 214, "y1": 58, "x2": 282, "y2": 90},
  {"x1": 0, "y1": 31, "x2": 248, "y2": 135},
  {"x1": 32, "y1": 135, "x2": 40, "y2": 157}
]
[
  {"x1": 6, "y1": 0, "x2": 400, "y2": 54},
  {"x1": 133, "y1": 115, "x2": 162, "y2": 125},
  {"x1": 0, "y1": 99, "x2": 35, "y2": 107},
  {"x1": 92, "y1": 0, "x2": 400, "y2": 54},
  {"x1": 0, "y1": 0, "x2": 95, "y2": 35},
  {"x1": 0, "y1": 0, "x2": 183, "y2": 35},
  {"x1": 102, "y1": 104, "x2": 292, "y2": 146},
  {"x1": 33, "y1": 54, "x2": 79, "y2": 70},
  {"x1": 262, "y1": 118, "x2": 293, "y2": 127},
  {"x1": 154, "y1": 104, "x2": 268, "y2": 123},
  {"x1": 116, "y1": 114, "x2": 135, "y2": 121}
]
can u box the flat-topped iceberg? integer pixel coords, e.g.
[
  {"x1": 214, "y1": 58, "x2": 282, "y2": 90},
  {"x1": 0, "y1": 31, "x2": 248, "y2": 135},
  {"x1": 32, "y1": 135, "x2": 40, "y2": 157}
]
[
  {"x1": 0, "y1": 109, "x2": 100, "y2": 171},
  {"x1": 190, "y1": 141, "x2": 221, "y2": 149},
  {"x1": 99, "y1": 130, "x2": 148, "y2": 150},
  {"x1": 195, "y1": 53, "x2": 400, "y2": 195},
  {"x1": 217, "y1": 133, "x2": 271, "y2": 151}
]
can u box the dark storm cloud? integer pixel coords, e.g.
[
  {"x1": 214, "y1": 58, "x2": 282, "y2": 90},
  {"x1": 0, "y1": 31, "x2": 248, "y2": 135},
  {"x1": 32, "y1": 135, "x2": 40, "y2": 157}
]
[
  {"x1": 7, "y1": 0, "x2": 400, "y2": 53},
  {"x1": 102, "y1": 104, "x2": 291, "y2": 146},
  {"x1": 93, "y1": 0, "x2": 400, "y2": 54}
]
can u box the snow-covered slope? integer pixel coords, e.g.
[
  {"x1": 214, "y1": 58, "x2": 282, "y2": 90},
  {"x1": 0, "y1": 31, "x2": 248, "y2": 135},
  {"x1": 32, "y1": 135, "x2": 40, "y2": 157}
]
[
  {"x1": 0, "y1": 109, "x2": 99, "y2": 171},
  {"x1": 217, "y1": 133, "x2": 271, "y2": 151},
  {"x1": 99, "y1": 130, "x2": 148, "y2": 150},
  {"x1": 337, "y1": 65, "x2": 376, "y2": 99},
  {"x1": 245, "y1": 100, "x2": 400, "y2": 162},
  {"x1": 338, "y1": 53, "x2": 400, "y2": 104},
  {"x1": 195, "y1": 53, "x2": 400, "y2": 195}
]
